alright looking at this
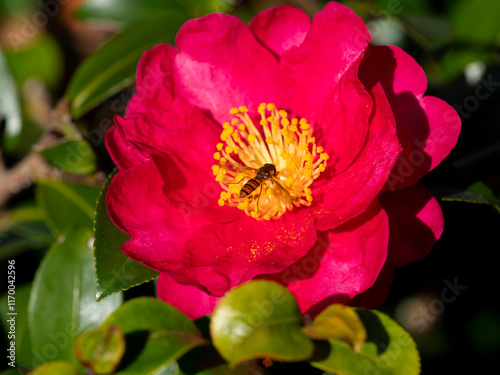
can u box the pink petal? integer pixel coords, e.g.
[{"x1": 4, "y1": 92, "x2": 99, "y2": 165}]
[
  {"x1": 359, "y1": 45, "x2": 461, "y2": 190},
  {"x1": 350, "y1": 183, "x2": 444, "y2": 308},
  {"x1": 248, "y1": 5, "x2": 311, "y2": 57},
  {"x1": 174, "y1": 13, "x2": 280, "y2": 123},
  {"x1": 157, "y1": 273, "x2": 220, "y2": 319},
  {"x1": 309, "y1": 83, "x2": 401, "y2": 231},
  {"x1": 348, "y1": 263, "x2": 395, "y2": 309},
  {"x1": 278, "y1": 2, "x2": 372, "y2": 172},
  {"x1": 380, "y1": 182, "x2": 444, "y2": 268},
  {"x1": 104, "y1": 124, "x2": 148, "y2": 170},
  {"x1": 106, "y1": 160, "x2": 212, "y2": 268},
  {"x1": 110, "y1": 107, "x2": 241, "y2": 224},
  {"x1": 126, "y1": 44, "x2": 177, "y2": 115},
  {"x1": 178, "y1": 209, "x2": 318, "y2": 296},
  {"x1": 262, "y1": 201, "x2": 389, "y2": 316}
]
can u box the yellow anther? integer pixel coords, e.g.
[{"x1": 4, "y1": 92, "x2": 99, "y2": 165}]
[
  {"x1": 258, "y1": 103, "x2": 266, "y2": 113},
  {"x1": 233, "y1": 146, "x2": 240, "y2": 154},
  {"x1": 232, "y1": 133, "x2": 241, "y2": 143},
  {"x1": 320, "y1": 153, "x2": 330, "y2": 161},
  {"x1": 302, "y1": 130, "x2": 310, "y2": 136},
  {"x1": 218, "y1": 199, "x2": 225, "y2": 206},
  {"x1": 281, "y1": 152, "x2": 290, "y2": 160},
  {"x1": 216, "y1": 173, "x2": 224, "y2": 182},
  {"x1": 319, "y1": 164, "x2": 326, "y2": 172},
  {"x1": 231, "y1": 118, "x2": 239, "y2": 125},
  {"x1": 220, "y1": 158, "x2": 227, "y2": 165},
  {"x1": 222, "y1": 122, "x2": 232, "y2": 130},
  {"x1": 229, "y1": 185, "x2": 240, "y2": 194},
  {"x1": 300, "y1": 123, "x2": 310, "y2": 130},
  {"x1": 278, "y1": 110, "x2": 288, "y2": 118},
  {"x1": 281, "y1": 118, "x2": 290, "y2": 126},
  {"x1": 225, "y1": 146, "x2": 234, "y2": 154},
  {"x1": 306, "y1": 195, "x2": 313, "y2": 202},
  {"x1": 220, "y1": 133, "x2": 228, "y2": 141},
  {"x1": 280, "y1": 128, "x2": 288, "y2": 136},
  {"x1": 286, "y1": 176, "x2": 294, "y2": 185},
  {"x1": 229, "y1": 108, "x2": 239, "y2": 115},
  {"x1": 251, "y1": 211, "x2": 259, "y2": 218},
  {"x1": 212, "y1": 165, "x2": 220, "y2": 175},
  {"x1": 308, "y1": 137, "x2": 316, "y2": 143},
  {"x1": 290, "y1": 125, "x2": 298, "y2": 132},
  {"x1": 260, "y1": 119, "x2": 268, "y2": 126},
  {"x1": 266, "y1": 103, "x2": 276, "y2": 111},
  {"x1": 304, "y1": 169, "x2": 312, "y2": 177},
  {"x1": 300, "y1": 144, "x2": 308, "y2": 151},
  {"x1": 213, "y1": 152, "x2": 221, "y2": 160},
  {"x1": 238, "y1": 124, "x2": 246, "y2": 131},
  {"x1": 299, "y1": 118, "x2": 307, "y2": 125},
  {"x1": 274, "y1": 204, "x2": 282, "y2": 212},
  {"x1": 267, "y1": 116, "x2": 274, "y2": 122},
  {"x1": 263, "y1": 215, "x2": 271, "y2": 220},
  {"x1": 236, "y1": 173, "x2": 246, "y2": 181},
  {"x1": 247, "y1": 134, "x2": 256, "y2": 143},
  {"x1": 302, "y1": 153, "x2": 312, "y2": 161},
  {"x1": 306, "y1": 161, "x2": 314, "y2": 169},
  {"x1": 216, "y1": 143, "x2": 223, "y2": 151},
  {"x1": 316, "y1": 146, "x2": 324, "y2": 153},
  {"x1": 304, "y1": 187, "x2": 312, "y2": 195},
  {"x1": 266, "y1": 136, "x2": 274, "y2": 144},
  {"x1": 284, "y1": 136, "x2": 292, "y2": 144},
  {"x1": 239, "y1": 106, "x2": 248, "y2": 112}
]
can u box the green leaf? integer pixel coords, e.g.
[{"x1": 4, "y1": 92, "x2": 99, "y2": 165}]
[
  {"x1": 65, "y1": 17, "x2": 186, "y2": 119},
  {"x1": 28, "y1": 227, "x2": 122, "y2": 366},
  {"x1": 303, "y1": 304, "x2": 366, "y2": 352},
  {"x1": 103, "y1": 297, "x2": 207, "y2": 374},
  {"x1": 39, "y1": 139, "x2": 96, "y2": 175},
  {"x1": 94, "y1": 170, "x2": 159, "y2": 301},
  {"x1": 0, "y1": 48, "x2": 22, "y2": 147},
  {"x1": 312, "y1": 309, "x2": 420, "y2": 375},
  {"x1": 4, "y1": 33, "x2": 64, "y2": 89},
  {"x1": 0, "y1": 200, "x2": 52, "y2": 260},
  {"x1": 450, "y1": 0, "x2": 500, "y2": 46},
  {"x1": 0, "y1": 0, "x2": 37, "y2": 17},
  {"x1": 28, "y1": 360, "x2": 80, "y2": 375},
  {"x1": 75, "y1": 0, "x2": 186, "y2": 26},
  {"x1": 441, "y1": 181, "x2": 500, "y2": 213},
  {"x1": 75, "y1": 325, "x2": 126, "y2": 374},
  {"x1": 1, "y1": 283, "x2": 33, "y2": 368},
  {"x1": 36, "y1": 180, "x2": 100, "y2": 236},
  {"x1": 210, "y1": 280, "x2": 314, "y2": 367},
  {"x1": 0, "y1": 368, "x2": 25, "y2": 375}
]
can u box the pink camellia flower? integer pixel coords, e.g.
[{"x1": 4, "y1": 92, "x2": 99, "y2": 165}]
[{"x1": 105, "y1": 2, "x2": 461, "y2": 319}]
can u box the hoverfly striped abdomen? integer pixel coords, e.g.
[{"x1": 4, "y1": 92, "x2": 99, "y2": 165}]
[{"x1": 239, "y1": 163, "x2": 277, "y2": 198}]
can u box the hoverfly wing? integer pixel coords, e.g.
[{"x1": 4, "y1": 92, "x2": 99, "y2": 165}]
[
  {"x1": 224, "y1": 162, "x2": 259, "y2": 178},
  {"x1": 269, "y1": 177, "x2": 293, "y2": 207}
]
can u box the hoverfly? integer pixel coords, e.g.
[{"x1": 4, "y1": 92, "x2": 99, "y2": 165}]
[{"x1": 224, "y1": 162, "x2": 293, "y2": 211}]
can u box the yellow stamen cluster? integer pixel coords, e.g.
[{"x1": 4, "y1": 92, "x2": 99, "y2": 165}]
[{"x1": 213, "y1": 104, "x2": 329, "y2": 221}]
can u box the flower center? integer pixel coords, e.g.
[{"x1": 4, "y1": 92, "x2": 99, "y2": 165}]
[{"x1": 213, "y1": 103, "x2": 329, "y2": 221}]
